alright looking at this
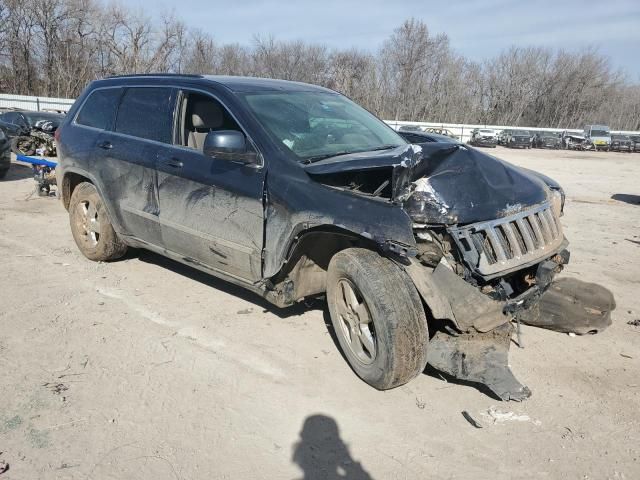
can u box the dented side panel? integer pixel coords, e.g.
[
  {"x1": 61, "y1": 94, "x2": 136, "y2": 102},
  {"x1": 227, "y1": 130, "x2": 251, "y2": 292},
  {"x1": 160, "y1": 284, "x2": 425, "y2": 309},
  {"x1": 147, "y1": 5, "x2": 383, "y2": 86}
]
[{"x1": 262, "y1": 167, "x2": 416, "y2": 279}]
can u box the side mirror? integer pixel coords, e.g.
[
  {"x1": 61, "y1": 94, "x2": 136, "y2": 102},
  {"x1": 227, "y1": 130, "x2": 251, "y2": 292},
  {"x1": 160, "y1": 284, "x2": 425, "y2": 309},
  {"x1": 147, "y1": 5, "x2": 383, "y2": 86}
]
[{"x1": 203, "y1": 130, "x2": 258, "y2": 165}]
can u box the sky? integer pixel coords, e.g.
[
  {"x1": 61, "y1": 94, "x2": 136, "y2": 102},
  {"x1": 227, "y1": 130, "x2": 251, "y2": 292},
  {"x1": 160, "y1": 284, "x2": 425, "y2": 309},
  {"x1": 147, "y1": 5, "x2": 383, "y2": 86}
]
[{"x1": 129, "y1": 0, "x2": 640, "y2": 78}]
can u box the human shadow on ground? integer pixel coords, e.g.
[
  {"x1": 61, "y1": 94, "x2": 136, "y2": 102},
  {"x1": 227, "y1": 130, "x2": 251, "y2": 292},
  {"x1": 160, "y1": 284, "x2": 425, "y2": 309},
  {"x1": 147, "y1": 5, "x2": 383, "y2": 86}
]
[
  {"x1": 611, "y1": 193, "x2": 640, "y2": 205},
  {"x1": 292, "y1": 414, "x2": 373, "y2": 480}
]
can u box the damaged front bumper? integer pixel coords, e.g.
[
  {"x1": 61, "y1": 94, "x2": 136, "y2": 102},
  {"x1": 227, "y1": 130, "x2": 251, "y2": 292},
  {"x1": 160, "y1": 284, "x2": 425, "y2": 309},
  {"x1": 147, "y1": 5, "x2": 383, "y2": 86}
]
[{"x1": 405, "y1": 244, "x2": 570, "y2": 401}]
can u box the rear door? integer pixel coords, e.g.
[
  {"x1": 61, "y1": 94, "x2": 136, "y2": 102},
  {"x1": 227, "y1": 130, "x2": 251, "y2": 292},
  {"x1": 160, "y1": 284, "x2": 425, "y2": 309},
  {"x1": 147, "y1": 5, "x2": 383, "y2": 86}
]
[
  {"x1": 99, "y1": 86, "x2": 177, "y2": 246},
  {"x1": 156, "y1": 89, "x2": 265, "y2": 282}
]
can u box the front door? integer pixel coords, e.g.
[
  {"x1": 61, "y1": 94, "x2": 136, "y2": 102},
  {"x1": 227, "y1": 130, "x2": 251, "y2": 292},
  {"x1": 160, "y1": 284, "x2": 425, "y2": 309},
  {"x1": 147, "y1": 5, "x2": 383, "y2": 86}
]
[{"x1": 157, "y1": 90, "x2": 265, "y2": 282}]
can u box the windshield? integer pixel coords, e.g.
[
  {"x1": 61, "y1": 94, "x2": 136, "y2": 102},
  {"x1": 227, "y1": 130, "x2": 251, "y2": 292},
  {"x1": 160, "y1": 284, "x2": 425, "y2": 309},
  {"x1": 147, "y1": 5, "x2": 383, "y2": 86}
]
[
  {"x1": 513, "y1": 130, "x2": 530, "y2": 136},
  {"x1": 242, "y1": 91, "x2": 405, "y2": 162},
  {"x1": 612, "y1": 135, "x2": 630, "y2": 140},
  {"x1": 479, "y1": 129, "x2": 494, "y2": 134},
  {"x1": 590, "y1": 129, "x2": 610, "y2": 137}
]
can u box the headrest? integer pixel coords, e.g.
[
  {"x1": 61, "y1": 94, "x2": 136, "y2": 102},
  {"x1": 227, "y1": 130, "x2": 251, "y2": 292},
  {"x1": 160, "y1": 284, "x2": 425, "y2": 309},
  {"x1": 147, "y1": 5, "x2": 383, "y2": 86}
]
[{"x1": 191, "y1": 101, "x2": 223, "y2": 129}]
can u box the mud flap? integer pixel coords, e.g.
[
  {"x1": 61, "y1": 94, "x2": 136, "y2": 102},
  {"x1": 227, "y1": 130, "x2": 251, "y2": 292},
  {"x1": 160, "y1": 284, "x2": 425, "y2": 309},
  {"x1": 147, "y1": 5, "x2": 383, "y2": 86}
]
[
  {"x1": 427, "y1": 323, "x2": 531, "y2": 401},
  {"x1": 517, "y1": 278, "x2": 615, "y2": 335}
]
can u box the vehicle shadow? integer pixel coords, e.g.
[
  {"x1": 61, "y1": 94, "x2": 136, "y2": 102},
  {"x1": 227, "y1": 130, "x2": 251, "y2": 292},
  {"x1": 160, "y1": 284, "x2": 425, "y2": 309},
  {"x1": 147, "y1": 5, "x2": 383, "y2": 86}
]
[
  {"x1": 135, "y1": 249, "x2": 322, "y2": 320},
  {"x1": 292, "y1": 414, "x2": 373, "y2": 480},
  {"x1": 2, "y1": 162, "x2": 33, "y2": 181},
  {"x1": 611, "y1": 194, "x2": 640, "y2": 205}
]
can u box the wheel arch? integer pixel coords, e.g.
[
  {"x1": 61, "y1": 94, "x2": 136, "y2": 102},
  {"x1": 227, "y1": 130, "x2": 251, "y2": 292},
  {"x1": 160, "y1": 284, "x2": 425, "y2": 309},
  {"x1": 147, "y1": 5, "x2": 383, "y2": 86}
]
[
  {"x1": 60, "y1": 167, "x2": 124, "y2": 233},
  {"x1": 265, "y1": 225, "x2": 381, "y2": 306}
]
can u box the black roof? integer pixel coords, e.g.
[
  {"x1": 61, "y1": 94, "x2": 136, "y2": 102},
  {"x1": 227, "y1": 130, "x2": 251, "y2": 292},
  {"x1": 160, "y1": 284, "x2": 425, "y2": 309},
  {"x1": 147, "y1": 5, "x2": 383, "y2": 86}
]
[{"x1": 102, "y1": 73, "x2": 333, "y2": 93}]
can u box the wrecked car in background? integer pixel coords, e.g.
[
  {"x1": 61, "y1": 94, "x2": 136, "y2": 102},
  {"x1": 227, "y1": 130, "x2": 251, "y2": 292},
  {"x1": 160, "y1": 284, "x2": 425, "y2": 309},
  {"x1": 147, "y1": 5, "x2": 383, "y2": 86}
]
[
  {"x1": 469, "y1": 128, "x2": 497, "y2": 148},
  {"x1": 56, "y1": 74, "x2": 614, "y2": 401},
  {"x1": 532, "y1": 131, "x2": 561, "y2": 149}
]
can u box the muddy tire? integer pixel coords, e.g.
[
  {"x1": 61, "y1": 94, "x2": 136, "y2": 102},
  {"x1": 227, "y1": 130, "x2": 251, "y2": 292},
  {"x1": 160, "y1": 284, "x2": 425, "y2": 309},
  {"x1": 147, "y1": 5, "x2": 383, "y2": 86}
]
[
  {"x1": 69, "y1": 182, "x2": 127, "y2": 261},
  {"x1": 326, "y1": 248, "x2": 429, "y2": 390}
]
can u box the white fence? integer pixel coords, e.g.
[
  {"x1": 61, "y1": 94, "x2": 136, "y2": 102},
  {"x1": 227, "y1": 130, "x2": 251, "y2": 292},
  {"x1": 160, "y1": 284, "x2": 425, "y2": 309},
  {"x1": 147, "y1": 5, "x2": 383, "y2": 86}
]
[
  {"x1": 0, "y1": 93, "x2": 74, "y2": 112},
  {"x1": 1, "y1": 92, "x2": 638, "y2": 140}
]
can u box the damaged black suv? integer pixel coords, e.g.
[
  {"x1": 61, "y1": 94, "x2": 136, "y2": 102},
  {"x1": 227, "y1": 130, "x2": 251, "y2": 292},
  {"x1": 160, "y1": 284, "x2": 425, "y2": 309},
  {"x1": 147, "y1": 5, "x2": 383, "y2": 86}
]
[{"x1": 57, "y1": 74, "x2": 573, "y2": 400}]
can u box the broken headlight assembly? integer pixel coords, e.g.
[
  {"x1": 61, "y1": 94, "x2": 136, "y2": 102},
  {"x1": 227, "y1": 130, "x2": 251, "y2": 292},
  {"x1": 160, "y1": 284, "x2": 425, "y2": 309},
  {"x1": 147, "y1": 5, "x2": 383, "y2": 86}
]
[{"x1": 550, "y1": 188, "x2": 565, "y2": 217}]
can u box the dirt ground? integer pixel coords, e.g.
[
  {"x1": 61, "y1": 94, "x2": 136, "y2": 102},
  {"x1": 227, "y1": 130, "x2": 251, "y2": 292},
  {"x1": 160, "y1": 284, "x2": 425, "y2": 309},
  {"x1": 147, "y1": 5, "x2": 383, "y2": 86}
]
[{"x1": 1, "y1": 147, "x2": 639, "y2": 480}]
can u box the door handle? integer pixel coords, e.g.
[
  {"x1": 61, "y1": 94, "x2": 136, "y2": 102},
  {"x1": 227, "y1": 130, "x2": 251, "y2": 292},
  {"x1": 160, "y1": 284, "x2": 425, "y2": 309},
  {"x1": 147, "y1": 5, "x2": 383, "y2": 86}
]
[
  {"x1": 162, "y1": 158, "x2": 183, "y2": 169},
  {"x1": 97, "y1": 141, "x2": 112, "y2": 150}
]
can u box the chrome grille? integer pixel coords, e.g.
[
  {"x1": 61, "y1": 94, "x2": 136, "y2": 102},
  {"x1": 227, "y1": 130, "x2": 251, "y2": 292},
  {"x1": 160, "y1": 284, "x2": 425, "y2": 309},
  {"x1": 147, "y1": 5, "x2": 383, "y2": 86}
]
[{"x1": 448, "y1": 202, "x2": 564, "y2": 277}]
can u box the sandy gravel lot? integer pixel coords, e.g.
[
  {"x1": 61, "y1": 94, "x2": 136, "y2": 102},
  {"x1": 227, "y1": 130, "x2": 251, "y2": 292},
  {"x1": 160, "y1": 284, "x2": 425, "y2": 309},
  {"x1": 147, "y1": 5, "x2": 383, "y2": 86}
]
[{"x1": 1, "y1": 147, "x2": 639, "y2": 480}]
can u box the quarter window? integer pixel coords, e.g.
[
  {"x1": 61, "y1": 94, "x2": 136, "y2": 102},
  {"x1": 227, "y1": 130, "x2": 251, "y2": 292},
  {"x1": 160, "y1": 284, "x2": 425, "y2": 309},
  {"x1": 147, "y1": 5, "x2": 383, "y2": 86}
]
[
  {"x1": 115, "y1": 87, "x2": 173, "y2": 143},
  {"x1": 76, "y1": 88, "x2": 121, "y2": 130}
]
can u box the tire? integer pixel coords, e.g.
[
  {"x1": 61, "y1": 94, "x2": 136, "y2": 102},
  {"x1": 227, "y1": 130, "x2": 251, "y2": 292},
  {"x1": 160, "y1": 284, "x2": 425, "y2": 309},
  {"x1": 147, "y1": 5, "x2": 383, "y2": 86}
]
[
  {"x1": 0, "y1": 168, "x2": 8, "y2": 180},
  {"x1": 326, "y1": 248, "x2": 429, "y2": 390},
  {"x1": 69, "y1": 182, "x2": 127, "y2": 261},
  {"x1": 11, "y1": 136, "x2": 35, "y2": 156}
]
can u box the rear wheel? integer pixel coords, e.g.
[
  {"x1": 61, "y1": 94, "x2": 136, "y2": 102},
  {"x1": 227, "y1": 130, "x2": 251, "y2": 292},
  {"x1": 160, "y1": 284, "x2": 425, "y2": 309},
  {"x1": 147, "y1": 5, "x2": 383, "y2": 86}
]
[
  {"x1": 326, "y1": 248, "x2": 429, "y2": 390},
  {"x1": 69, "y1": 182, "x2": 127, "y2": 261},
  {"x1": 0, "y1": 168, "x2": 8, "y2": 180}
]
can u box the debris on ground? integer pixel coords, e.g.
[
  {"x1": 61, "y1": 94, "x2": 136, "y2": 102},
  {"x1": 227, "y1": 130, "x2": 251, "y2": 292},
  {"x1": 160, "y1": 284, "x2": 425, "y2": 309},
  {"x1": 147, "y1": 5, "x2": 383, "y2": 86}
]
[
  {"x1": 0, "y1": 452, "x2": 8, "y2": 475},
  {"x1": 416, "y1": 397, "x2": 426, "y2": 409},
  {"x1": 518, "y1": 278, "x2": 615, "y2": 335},
  {"x1": 480, "y1": 406, "x2": 541, "y2": 426},
  {"x1": 627, "y1": 319, "x2": 640, "y2": 327},
  {"x1": 461, "y1": 411, "x2": 483, "y2": 429},
  {"x1": 236, "y1": 308, "x2": 253, "y2": 315}
]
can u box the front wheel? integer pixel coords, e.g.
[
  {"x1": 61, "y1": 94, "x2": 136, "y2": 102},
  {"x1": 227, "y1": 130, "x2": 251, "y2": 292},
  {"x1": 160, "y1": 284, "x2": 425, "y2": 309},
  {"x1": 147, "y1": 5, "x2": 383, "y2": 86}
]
[
  {"x1": 326, "y1": 248, "x2": 429, "y2": 390},
  {"x1": 69, "y1": 182, "x2": 127, "y2": 261}
]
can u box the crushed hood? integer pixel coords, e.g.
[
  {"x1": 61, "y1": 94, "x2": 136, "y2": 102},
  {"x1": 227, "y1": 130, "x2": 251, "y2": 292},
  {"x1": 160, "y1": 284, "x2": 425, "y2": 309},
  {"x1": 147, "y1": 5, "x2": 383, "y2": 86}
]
[{"x1": 305, "y1": 143, "x2": 551, "y2": 225}]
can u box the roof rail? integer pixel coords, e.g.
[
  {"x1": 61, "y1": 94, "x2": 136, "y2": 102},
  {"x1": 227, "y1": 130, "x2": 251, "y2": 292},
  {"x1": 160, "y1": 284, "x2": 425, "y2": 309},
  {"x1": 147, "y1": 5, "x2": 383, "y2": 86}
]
[{"x1": 105, "y1": 73, "x2": 205, "y2": 79}]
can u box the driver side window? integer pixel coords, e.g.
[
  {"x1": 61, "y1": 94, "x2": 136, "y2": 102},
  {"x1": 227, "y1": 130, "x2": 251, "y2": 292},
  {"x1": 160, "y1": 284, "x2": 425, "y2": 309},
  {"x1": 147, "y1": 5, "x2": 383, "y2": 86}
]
[{"x1": 176, "y1": 92, "x2": 244, "y2": 152}]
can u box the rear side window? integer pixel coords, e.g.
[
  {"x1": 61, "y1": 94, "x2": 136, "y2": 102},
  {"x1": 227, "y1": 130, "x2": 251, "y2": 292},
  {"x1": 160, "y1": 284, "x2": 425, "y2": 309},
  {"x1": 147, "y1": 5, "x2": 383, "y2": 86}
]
[
  {"x1": 76, "y1": 88, "x2": 121, "y2": 130},
  {"x1": 115, "y1": 87, "x2": 173, "y2": 143}
]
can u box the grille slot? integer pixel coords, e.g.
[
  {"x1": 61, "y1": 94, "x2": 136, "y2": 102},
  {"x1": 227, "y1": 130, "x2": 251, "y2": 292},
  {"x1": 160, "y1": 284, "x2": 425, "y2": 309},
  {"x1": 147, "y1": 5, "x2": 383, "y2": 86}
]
[{"x1": 449, "y1": 202, "x2": 564, "y2": 277}]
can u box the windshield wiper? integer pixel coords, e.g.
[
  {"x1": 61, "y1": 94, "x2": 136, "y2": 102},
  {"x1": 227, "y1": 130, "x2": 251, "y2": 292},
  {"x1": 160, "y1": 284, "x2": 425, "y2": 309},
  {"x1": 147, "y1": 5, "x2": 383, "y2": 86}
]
[{"x1": 303, "y1": 144, "x2": 401, "y2": 164}]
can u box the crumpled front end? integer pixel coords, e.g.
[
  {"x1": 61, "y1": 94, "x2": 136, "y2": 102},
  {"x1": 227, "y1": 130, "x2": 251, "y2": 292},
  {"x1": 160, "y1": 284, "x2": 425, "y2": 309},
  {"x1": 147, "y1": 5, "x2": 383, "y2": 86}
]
[{"x1": 305, "y1": 142, "x2": 613, "y2": 400}]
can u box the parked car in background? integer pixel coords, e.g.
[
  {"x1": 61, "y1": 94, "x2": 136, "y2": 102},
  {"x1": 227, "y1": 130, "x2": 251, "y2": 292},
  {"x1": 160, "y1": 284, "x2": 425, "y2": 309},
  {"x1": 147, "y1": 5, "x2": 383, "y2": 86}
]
[
  {"x1": 497, "y1": 129, "x2": 511, "y2": 145},
  {"x1": 0, "y1": 118, "x2": 24, "y2": 139},
  {"x1": 469, "y1": 128, "x2": 497, "y2": 147},
  {"x1": 0, "y1": 110, "x2": 65, "y2": 155},
  {"x1": 0, "y1": 110, "x2": 65, "y2": 141},
  {"x1": 0, "y1": 129, "x2": 10, "y2": 179},
  {"x1": 506, "y1": 129, "x2": 531, "y2": 148},
  {"x1": 584, "y1": 125, "x2": 611, "y2": 151},
  {"x1": 532, "y1": 131, "x2": 561, "y2": 149},
  {"x1": 398, "y1": 124, "x2": 423, "y2": 132},
  {"x1": 610, "y1": 134, "x2": 632, "y2": 152},
  {"x1": 629, "y1": 135, "x2": 640, "y2": 152},
  {"x1": 561, "y1": 131, "x2": 590, "y2": 150},
  {"x1": 397, "y1": 130, "x2": 459, "y2": 144},
  {"x1": 424, "y1": 127, "x2": 458, "y2": 140}
]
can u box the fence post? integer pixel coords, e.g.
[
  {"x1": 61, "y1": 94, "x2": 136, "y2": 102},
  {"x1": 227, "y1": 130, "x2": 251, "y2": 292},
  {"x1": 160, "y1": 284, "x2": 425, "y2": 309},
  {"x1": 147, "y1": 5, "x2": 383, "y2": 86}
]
[{"x1": 36, "y1": 98, "x2": 40, "y2": 111}]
